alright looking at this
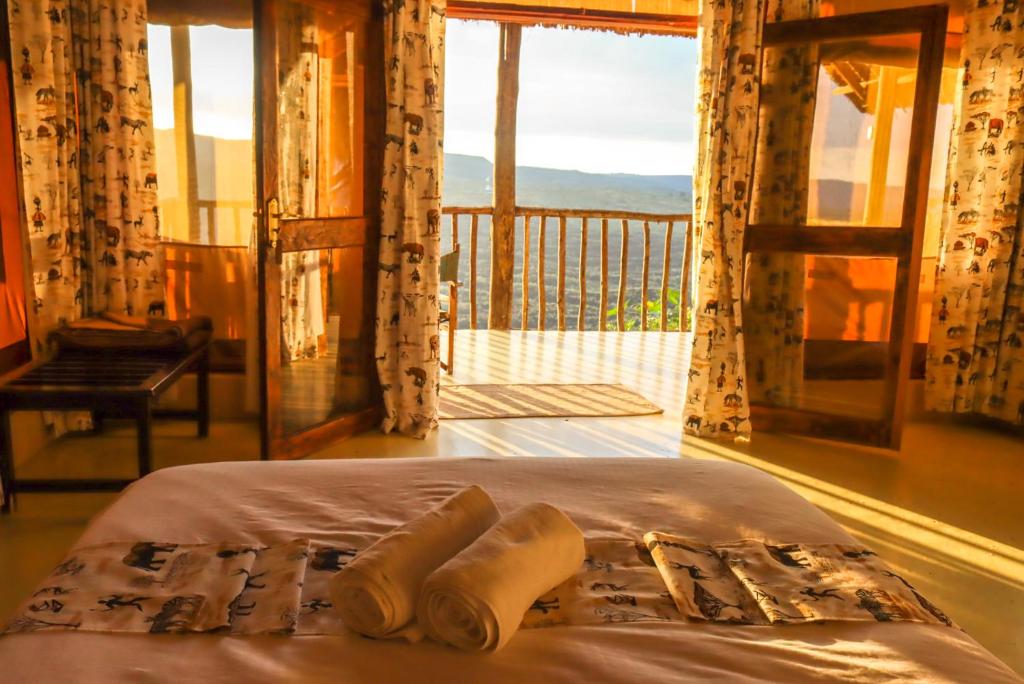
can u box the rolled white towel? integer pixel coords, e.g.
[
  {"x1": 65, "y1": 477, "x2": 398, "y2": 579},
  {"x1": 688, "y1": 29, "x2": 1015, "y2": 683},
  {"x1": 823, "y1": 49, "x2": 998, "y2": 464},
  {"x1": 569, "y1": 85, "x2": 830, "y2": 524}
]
[
  {"x1": 330, "y1": 485, "x2": 500, "y2": 638},
  {"x1": 417, "y1": 502, "x2": 585, "y2": 652}
]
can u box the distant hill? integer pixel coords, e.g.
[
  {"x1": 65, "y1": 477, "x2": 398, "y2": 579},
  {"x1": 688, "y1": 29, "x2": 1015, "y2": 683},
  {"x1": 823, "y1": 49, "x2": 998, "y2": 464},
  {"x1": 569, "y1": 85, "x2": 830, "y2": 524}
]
[{"x1": 443, "y1": 153, "x2": 693, "y2": 213}]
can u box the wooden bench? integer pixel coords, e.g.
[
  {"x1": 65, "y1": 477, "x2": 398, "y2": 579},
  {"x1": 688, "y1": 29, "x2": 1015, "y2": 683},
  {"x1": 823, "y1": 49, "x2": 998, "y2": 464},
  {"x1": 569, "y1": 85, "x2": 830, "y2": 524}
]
[{"x1": 0, "y1": 341, "x2": 211, "y2": 513}]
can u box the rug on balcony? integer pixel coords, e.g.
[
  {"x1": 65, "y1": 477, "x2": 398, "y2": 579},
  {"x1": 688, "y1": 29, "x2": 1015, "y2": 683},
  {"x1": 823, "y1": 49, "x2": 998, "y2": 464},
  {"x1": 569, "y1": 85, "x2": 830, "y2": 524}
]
[{"x1": 438, "y1": 384, "x2": 663, "y2": 420}]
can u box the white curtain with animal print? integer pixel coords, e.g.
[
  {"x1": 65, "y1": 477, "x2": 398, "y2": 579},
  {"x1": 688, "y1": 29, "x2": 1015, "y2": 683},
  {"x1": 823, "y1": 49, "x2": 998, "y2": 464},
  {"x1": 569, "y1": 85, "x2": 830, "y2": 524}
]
[
  {"x1": 743, "y1": 0, "x2": 818, "y2": 409},
  {"x1": 682, "y1": 0, "x2": 763, "y2": 440},
  {"x1": 7, "y1": 0, "x2": 163, "y2": 434},
  {"x1": 277, "y1": 5, "x2": 325, "y2": 363},
  {"x1": 926, "y1": 2, "x2": 1024, "y2": 427},
  {"x1": 375, "y1": 0, "x2": 445, "y2": 438}
]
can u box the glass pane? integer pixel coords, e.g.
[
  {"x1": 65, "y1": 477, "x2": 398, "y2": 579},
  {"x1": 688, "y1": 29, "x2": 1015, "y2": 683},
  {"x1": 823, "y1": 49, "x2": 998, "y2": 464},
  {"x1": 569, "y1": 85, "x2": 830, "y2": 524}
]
[
  {"x1": 276, "y1": 0, "x2": 366, "y2": 219},
  {"x1": 744, "y1": 252, "x2": 897, "y2": 419},
  {"x1": 279, "y1": 246, "x2": 373, "y2": 436},
  {"x1": 750, "y1": 33, "x2": 923, "y2": 228},
  {"x1": 190, "y1": 26, "x2": 255, "y2": 246},
  {"x1": 147, "y1": 22, "x2": 254, "y2": 246}
]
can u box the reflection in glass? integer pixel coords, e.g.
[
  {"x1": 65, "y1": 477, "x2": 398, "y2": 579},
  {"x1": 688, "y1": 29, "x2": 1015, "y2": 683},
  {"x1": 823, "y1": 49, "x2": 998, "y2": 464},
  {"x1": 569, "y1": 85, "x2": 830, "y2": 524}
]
[
  {"x1": 275, "y1": 1, "x2": 370, "y2": 437},
  {"x1": 751, "y1": 34, "x2": 924, "y2": 228},
  {"x1": 747, "y1": 252, "x2": 897, "y2": 419}
]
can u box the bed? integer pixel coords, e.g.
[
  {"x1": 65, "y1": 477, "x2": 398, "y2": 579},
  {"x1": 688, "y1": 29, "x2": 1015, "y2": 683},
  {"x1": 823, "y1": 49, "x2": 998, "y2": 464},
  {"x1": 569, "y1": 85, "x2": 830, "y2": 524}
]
[{"x1": 0, "y1": 456, "x2": 1018, "y2": 682}]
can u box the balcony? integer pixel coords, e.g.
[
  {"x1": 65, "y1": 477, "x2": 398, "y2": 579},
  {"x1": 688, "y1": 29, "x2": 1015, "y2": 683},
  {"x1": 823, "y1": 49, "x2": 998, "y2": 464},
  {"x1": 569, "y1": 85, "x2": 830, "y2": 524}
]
[{"x1": 441, "y1": 206, "x2": 696, "y2": 333}]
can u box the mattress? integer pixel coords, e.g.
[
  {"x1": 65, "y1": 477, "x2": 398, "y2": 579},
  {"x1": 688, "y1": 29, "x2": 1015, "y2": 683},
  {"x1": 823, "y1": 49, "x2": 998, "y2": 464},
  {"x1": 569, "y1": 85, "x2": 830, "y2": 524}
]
[{"x1": 0, "y1": 456, "x2": 1018, "y2": 683}]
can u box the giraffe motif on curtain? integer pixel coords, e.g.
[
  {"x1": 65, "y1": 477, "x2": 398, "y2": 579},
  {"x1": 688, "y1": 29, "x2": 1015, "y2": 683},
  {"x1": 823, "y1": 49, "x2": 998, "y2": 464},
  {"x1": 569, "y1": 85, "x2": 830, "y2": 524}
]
[
  {"x1": 375, "y1": 0, "x2": 445, "y2": 437},
  {"x1": 926, "y1": 0, "x2": 1024, "y2": 426}
]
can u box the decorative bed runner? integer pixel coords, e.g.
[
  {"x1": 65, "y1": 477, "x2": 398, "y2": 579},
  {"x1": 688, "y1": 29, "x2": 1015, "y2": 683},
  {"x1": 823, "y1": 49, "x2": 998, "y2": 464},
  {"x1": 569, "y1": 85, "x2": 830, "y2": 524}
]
[
  {"x1": 2, "y1": 536, "x2": 952, "y2": 636},
  {"x1": 645, "y1": 532, "x2": 955, "y2": 627},
  {"x1": 438, "y1": 384, "x2": 663, "y2": 420}
]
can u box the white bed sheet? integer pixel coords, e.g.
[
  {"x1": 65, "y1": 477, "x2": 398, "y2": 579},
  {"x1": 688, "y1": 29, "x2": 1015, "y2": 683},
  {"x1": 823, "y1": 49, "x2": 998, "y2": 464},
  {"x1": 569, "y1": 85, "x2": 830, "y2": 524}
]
[{"x1": 0, "y1": 456, "x2": 1018, "y2": 683}]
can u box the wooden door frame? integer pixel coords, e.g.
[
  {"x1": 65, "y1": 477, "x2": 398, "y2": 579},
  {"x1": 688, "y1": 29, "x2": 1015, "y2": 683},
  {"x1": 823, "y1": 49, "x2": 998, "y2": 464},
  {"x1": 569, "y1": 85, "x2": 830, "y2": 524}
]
[
  {"x1": 254, "y1": 0, "x2": 384, "y2": 461},
  {"x1": 744, "y1": 5, "x2": 948, "y2": 448}
]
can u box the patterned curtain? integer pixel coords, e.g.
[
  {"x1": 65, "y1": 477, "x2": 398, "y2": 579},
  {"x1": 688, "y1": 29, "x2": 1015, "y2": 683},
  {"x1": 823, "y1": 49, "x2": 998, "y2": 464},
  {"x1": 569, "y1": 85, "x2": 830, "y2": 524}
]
[
  {"x1": 375, "y1": 0, "x2": 445, "y2": 437},
  {"x1": 682, "y1": 0, "x2": 764, "y2": 440},
  {"x1": 277, "y1": 4, "x2": 325, "y2": 363},
  {"x1": 743, "y1": 0, "x2": 818, "y2": 408},
  {"x1": 8, "y1": 0, "x2": 162, "y2": 432},
  {"x1": 926, "y1": 3, "x2": 1024, "y2": 426}
]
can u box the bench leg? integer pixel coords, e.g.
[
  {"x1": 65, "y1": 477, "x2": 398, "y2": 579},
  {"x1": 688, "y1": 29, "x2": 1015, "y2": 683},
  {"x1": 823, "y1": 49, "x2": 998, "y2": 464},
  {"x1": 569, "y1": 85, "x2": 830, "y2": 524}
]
[
  {"x1": 137, "y1": 400, "x2": 152, "y2": 478},
  {"x1": 197, "y1": 348, "x2": 210, "y2": 438},
  {"x1": 0, "y1": 410, "x2": 13, "y2": 514}
]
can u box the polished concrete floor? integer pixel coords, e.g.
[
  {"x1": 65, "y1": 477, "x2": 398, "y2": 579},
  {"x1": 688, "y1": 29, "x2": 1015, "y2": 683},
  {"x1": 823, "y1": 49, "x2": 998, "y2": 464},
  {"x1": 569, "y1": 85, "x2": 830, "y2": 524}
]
[{"x1": 1, "y1": 331, "x2": 1021, "y2": 674}]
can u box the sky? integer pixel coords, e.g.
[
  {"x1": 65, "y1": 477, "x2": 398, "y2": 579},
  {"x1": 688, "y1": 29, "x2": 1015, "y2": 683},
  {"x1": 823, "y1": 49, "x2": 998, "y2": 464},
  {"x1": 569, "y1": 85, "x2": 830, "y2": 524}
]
[
  {"x1": 445, "y1": 20, "x2": 696, "y2": 175},
  {"x1": 147, "y1": 21, "x2": 696, "y2": 176}
]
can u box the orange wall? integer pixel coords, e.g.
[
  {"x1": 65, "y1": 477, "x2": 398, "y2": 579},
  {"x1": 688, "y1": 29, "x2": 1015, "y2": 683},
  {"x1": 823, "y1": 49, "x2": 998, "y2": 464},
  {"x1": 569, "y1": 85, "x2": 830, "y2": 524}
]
[{"x1": 0, "y1": 32, "x2": 27, "y2": 354}]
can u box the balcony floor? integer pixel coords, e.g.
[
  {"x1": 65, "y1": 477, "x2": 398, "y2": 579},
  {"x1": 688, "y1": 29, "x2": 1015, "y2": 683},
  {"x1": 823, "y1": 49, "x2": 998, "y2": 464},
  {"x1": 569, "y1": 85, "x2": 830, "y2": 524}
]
[{"x1": 1, "y1": 330, "x2": 1021, "y2": 673}]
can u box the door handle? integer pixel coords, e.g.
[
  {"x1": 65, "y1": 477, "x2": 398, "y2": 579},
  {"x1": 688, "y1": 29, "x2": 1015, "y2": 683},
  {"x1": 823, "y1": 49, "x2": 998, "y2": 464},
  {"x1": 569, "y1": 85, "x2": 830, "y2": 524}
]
[{"x1": 266, "y1": 197, "x2": 282, "y2": 262}]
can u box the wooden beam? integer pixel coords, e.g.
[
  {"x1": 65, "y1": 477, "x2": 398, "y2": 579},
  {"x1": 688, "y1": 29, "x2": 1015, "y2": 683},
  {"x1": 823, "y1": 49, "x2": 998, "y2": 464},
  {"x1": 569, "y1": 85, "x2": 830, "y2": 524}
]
[
  {"x1": 488, "y1": 23, "x2": 522, "y2": 330},
  {"x1": 470, "y1": 214, "x2": 479, "y2": 329},
  {"x1": 617, "y1": 219, "x2": 628, "y2": 331},
  {"x1": 447, "y1": 1, "x2": 697, "y2": 37},
  {"x1": 170, "y1": 26, "x2": 200, "y2": 243},
  {"x1": 600, "y1": 219, "x2": 608, "y2": 332}
]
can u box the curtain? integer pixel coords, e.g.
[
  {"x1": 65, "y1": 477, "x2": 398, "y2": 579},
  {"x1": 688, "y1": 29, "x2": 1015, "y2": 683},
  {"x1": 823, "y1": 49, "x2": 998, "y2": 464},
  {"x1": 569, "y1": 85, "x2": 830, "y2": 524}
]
[
  {"x1": 8, "y1": 0, "x2": 162, "y2": 433},
  {"x1": 682, "y1": 0, "x2": 763, "y2": 439},
  {"x1": 926, "y1": 3, "x2": 1024, "y2": 426},
  {"x1": 743, "y1": 0, "x2": 818, "y2": 408},
  {"x1": 375, "y1": 0, "x2": 445, "y2": 438},
  {"x1": 277, "y1": 5, "x2": 325, "y2": 363}
]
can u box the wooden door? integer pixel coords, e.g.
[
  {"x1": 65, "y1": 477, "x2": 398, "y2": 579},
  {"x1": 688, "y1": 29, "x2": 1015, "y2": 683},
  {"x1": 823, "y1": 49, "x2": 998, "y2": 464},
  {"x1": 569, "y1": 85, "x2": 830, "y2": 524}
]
[
  {"x1": 744, "y1": 6, "x2": 949, "y2": 448},
  {"x1": 255, "y1": 0, "x2": 384, "y2": 460}
]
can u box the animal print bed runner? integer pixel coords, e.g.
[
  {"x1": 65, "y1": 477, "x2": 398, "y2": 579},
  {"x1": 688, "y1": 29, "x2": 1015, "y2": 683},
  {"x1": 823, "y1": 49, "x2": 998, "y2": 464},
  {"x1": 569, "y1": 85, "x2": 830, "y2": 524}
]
[
  {"x1": 1, "y1": 536, "x2": 953, "y2": 636},
  {"x1": 645, "y1": 532, "x2": 955, "y2": 626}
]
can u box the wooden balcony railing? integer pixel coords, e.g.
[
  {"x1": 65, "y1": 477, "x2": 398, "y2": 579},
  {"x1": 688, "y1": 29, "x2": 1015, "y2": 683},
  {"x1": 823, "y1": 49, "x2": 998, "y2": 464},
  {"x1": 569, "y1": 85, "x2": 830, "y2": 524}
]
[{"x1": 442, "y1": 206, "x2": 695, "y2": 332}]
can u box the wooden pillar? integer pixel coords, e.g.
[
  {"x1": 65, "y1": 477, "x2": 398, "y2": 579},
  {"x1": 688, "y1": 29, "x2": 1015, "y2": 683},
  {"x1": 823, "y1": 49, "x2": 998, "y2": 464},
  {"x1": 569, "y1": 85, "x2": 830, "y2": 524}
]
[
  {"x1": 488, "y1": 23, "x2": 521, "y2": 330},
  {"x1": 171, "y1": 26, "x2": 200, "y2": 242}
]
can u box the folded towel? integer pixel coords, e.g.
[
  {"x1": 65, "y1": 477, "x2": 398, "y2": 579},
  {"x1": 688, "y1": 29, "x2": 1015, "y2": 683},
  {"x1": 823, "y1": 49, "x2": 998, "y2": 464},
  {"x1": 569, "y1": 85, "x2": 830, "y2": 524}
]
[
  {"x1": 417, "y1": 502, "x2": 585, "y2": 652},
  {"x1": 329, "y1": 485, "x2": 500, "y2": 639}
]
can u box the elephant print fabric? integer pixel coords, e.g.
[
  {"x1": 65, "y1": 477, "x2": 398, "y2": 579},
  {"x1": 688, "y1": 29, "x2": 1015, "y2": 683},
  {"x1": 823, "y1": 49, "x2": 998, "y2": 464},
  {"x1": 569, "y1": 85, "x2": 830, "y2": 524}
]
[
  {"x1": 375, "y1": 0, "x2": 446, "y2": 438},
  {"x1": 3, "y1": 536, "x2": 952, "y2": 638},
  {"x1": 684, "y1": 0, "x2": 766, "y2": 440},
  {"x1": 7, "y1": 0, "x2": 164, "y2": 354},
  {"x1": 926, "y1": 0, "x2": 1024, "y2": 426},
  {"x1": 645, "y1": 532, "x2": 954, "y2": 627}
]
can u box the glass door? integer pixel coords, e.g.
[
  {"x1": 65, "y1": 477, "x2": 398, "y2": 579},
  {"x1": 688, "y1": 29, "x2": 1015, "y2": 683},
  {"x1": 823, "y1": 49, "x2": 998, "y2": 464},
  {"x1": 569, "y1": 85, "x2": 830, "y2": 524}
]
[
  {"x1": 254, "y1": 0, "x2": 384, "y2": 459},
  {"x1": 744, "y1": 6, "x2": 949, "y2": 448}
]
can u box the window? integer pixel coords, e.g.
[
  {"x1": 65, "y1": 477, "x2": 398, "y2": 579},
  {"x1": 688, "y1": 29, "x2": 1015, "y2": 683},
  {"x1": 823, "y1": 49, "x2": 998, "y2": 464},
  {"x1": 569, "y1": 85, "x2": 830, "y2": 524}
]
[{"x1": 148, "y1": 24, "x2": 254, "y2": 246}]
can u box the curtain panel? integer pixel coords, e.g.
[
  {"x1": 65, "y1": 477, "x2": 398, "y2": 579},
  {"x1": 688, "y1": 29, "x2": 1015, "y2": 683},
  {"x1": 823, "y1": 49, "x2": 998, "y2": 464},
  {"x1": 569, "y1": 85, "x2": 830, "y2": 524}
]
[
  {"x1": 8, "y1": 0, "x2": 164, "y2": 344},
  {"x1": 277, "y1": 4, "x2": 325, "y2": 363},
  {"x1": 743, "y1": 0, "x2": 818, "y2": 408},
  {"x1": 682, "y1": 0, "x2": 764, "y2": 440},
  {"x1": 926, "y1": 2, "x2": 1024, "y2": 426},
  {"x1": 375, "y1": 0, "x2": 445, "y2": 438},
  {"x1": 7, "y1": 0, "x2": 163, "y2": 436}
]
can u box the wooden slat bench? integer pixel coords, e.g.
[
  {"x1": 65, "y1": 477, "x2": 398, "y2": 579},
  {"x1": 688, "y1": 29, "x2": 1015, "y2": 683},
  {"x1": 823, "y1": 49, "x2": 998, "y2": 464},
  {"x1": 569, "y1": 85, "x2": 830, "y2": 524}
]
[{"x1": 0, "y1": 341, "x2": 210, "y2": 513}]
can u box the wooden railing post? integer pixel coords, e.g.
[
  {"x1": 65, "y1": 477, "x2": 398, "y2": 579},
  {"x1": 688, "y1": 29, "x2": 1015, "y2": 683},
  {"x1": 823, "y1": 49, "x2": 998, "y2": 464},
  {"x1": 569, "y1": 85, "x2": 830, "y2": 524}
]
[
  {"x1": 640, "y1": 220, "x2": 650, "y2": 331},
  {"x1": 557, "y1": 216, "x2": 567, "y2": 331},
  {"x1": 521, "y1": 213, "x2": 530, "y2": 330},
  {"x1": 577, "y1": 218, "x2": 587, "y2": 331},
  {"x1": 600, "y1": 218, "x2": 609, "y2": 332},
  {"x1": 681, "y1": 220, "x2": 694, "y2": 331},
  {"x1": 488, "y1": 23, "x2": 522, "y2": 330},
  {"x1": 537, "y1": 216, "x2": 547, "y2": 331},
  {"x1": 617, "y1": 219, "x2": 628, "y2": 332},
  {"x1": 660, "y1": 221, "x2": 673, "y2": 331},
  {"x1": 469, "y1": 213, "x2": 478, "y2": 329}
]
